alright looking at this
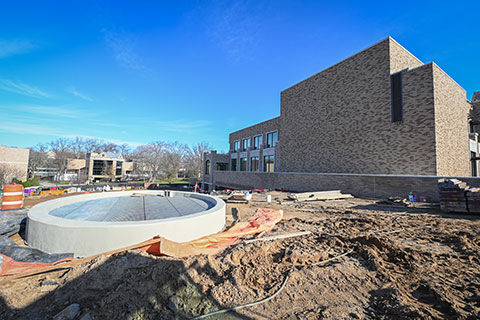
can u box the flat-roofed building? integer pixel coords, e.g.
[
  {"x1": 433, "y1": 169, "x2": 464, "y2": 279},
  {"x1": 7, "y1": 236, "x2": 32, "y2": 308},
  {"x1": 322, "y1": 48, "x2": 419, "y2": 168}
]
[
  {"x1": 202, "y1": 37, "x2": 479, "y2": 198},
  {"x1": 66, "y1": 152, "x2": 135, "y2": 182},
  {"x1": 0, "y1": 145, "x2": 30, "y2": 183}
]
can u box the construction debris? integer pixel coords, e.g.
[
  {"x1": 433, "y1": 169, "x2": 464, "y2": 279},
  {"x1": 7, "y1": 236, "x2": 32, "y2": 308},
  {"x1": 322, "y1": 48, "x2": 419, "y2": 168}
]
[
  {"x1": 466, "y1": 187, "x2": 480, "y2": 213},
  {"x1": 1, "y1": 191, "x2": 480, "y2": 319},
  {"x1": 227, "y1": 191, "x2": 252, "y2": 203},
  {"x1": 288, "y1": 190, "x2": 353, "y2": 202},
  {"x1": 438, "y1": 178, "x2": 468, "y2": 212},
  {"x1": 438, "y1": 178, "x2": 480, "y2": 213}
]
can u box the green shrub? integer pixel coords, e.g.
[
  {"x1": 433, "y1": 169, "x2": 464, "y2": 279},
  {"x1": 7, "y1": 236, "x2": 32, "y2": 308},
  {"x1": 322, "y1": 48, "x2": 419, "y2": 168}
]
[{"x1": 22, "y1": 176, "x2": 39, "y2": 188}]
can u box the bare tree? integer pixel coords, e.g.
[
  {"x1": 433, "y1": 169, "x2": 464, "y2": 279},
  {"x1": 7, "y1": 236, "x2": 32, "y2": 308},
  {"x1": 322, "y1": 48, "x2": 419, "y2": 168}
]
[
  {"x1": 28, "y1": 143, "x2": 50, "y2": 178},
  {"x1": 49, "y1": 138, "x2": 74, "y2": 181},
  {"x1": 100, "y1": 142, "x2": 119, "y2": 153},
  {"x1": 133, "y1": 141, "x2": 167, "y2": 181},
  {"x1": 83, "y1": 138, "x2": 100, "y2": 155},
  {"x1": 163, "y1": 142, "x2": 188, "y2": 182},
  {"x1": 118, "y1": 143, "x2": 131, "y2": 157},
  {"x1": 184, "y1": 142, "x2": 212, "y2": 178}
]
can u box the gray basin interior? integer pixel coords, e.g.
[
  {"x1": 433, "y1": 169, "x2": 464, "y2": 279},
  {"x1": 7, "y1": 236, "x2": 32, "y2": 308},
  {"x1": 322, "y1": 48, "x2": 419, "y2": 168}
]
[{"x1": 48, "y1": 195, "x2": 214, "y2": 222}]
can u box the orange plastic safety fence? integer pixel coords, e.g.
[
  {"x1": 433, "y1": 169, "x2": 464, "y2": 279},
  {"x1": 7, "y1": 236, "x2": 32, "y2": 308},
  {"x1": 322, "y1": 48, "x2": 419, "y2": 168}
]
[
  {"x1": 140, "y1": 208, "x2": 283, "y2": 258},
  {"x1": 0, "y1": 254, "x2": 74, "y2": 277}
]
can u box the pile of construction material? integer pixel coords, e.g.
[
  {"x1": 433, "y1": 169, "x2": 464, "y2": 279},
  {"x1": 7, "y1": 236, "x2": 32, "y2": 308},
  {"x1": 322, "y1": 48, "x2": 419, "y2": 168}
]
[
  {"x1": 465, "y1": 187, "x2": 480, "y2": 213},
  {"x1": 438, "y1": 178, "x2": 480, "y2": 213},
  {"x1": 438, "y1": 179, "x2": 468, "y2": 212},
  {"x1": 227, "y1": 191, "x2": 253, "y2": 203},
  {"x1": 288, "y1": 190, "x2": 353, "y2": 202}
]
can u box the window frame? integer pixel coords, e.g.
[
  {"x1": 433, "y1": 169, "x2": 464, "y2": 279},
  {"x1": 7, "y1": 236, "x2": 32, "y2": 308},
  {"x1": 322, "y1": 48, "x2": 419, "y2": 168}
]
[
  {"x1": 391, "y1": 71, "x2": 403, "y2": 123},
  {"x1": 233, "y1": 140, "x2": 240, "y2": 152},
  {"x1": 471, "y1": 152, "x2": 477, "y2": 177},
  {"x1": 242, "y1": 138, "x2": 251, "y2": 151},
  {"x1": 216, "y1": 162, "x2": 228, "y2": 171},
  {"x1": 240, "y1": 157, "x2": 248, "y2": 171},
  {"x1": 250, "y1": 156, "x2": 259, "y2": 172},
  {"x1": 253, "y1": 135, "x2": 263, "y2": 150},
  {"x1": 205, "y1": 160, "x2": 211, "y2": 175},
  {"x1": 266, "y1": 131, "x2": 278, "y2": 148},
  {"x1": 263, "y1": 155, "x2": 274, "y2": 172}
]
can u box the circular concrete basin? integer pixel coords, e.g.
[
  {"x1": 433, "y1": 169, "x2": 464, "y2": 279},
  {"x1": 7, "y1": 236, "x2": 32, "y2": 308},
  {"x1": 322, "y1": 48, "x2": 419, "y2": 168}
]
[{"x1": 26, "y1": 190, "x2": 226, "y2": 257}]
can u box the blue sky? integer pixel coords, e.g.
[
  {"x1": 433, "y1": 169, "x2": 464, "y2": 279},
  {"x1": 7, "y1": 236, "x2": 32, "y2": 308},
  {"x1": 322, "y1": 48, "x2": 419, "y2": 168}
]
[{"x1": 0, "y1": 1, "x2": 478, "y2": 152}]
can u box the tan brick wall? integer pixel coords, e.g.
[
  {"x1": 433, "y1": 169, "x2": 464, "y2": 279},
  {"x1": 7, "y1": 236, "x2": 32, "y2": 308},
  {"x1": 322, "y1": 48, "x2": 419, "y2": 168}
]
[
  {"x1": 279, "y1": 38, "x2": 439, "y2": 175},
  {"x1": 213, "y1": 170, "x2": 480, "y2": 202},
  {"x1": 393, "y1": 63, "x2": 436, "y2": 175},
  {"x1": 280, "y1": 39, "x2": 389, "y2": 173},
  {"x1": 229, "y1": 117, "x2": 281, "y2": 147},
  {"x1": 389, "y1": 38, "x2": 423, "y2": 74},
  {"x1": 124, "y1": 162, "x2": 134, "y2": 171},
  {"x1": 432, "y1": 64, "x2": 471, "y2": 176},
  {"x1": 67, "y1": 159, "x2": 86, "y2": 170},
  {"x1": 0, "y1": 145, "x2": 30, "y2": 181}
]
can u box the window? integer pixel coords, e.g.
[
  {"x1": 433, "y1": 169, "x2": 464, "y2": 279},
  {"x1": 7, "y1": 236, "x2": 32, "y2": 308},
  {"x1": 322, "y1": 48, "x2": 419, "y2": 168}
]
[
  {"x1": 264, "y1": 155, "x2": 274, "y2": 172},
  {"x1": 115, "y1": 161, "x2": 122, "y2": 176},
  {"x1": 242, "y1": 138, "x2": 250, "y2": 151},
  {"x1": 253, "y1": 135, "x2": 262, "y2": 150},
  {"x1": 250, "y1": 156, "x2": 259, "y2": 171},
  {"x1": 233, "y1": 140, "x2": 240, "y2": 152},
  {"x1": 391, "y1": 72, "x2": 403, "y2": 122},
  {"x1": 216, "y1": 162, "x2": 228, "y2": 171},
  {"x1": 240, "y1": 157, "x2": 247, "y2": 171},
  {"x1": 472, "y1": 152, "x2": 477, "y2": 177},
  {"x1": 92, "y1": 160, "x2": 105, "y2": 175},
  {"x1": 266, "y1": 131, "x2": 278, "y2": 148},
  {"x1": 231, "y1": 158, "x2": 237, "y2": 171},
  {"x1": 205, "y1": 160, "x2": 211, "y2": 175},
  {"x1": 470, "y1": 120, "x2": 475, "y2": 134}
]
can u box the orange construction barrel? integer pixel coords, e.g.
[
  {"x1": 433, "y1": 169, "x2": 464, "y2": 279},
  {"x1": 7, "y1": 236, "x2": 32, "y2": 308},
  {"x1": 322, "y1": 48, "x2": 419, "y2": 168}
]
[{"x1": 1, "y1": 184, "x2": 24, "y2": 210}]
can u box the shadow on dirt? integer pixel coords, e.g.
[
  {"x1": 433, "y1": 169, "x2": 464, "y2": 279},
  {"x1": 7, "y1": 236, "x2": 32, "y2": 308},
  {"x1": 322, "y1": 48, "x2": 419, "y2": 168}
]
[{"x1": 0, "y1": 251, "x2": 252, "y2": 320}]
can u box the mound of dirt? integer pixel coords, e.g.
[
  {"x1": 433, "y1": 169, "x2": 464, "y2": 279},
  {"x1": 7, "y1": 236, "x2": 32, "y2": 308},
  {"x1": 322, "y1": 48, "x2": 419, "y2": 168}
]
[{"x1": 1, "y1": 196, "x2": 479, "y2": 319}]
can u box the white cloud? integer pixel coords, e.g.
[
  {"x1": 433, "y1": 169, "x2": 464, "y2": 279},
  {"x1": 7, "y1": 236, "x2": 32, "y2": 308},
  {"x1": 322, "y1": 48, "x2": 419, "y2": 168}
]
[
  {"x1": 145, "y1": 119, "x2": 212, "y2": 134},
  {"x1": 102, "y1": 29, "x2": 145, "y2": 71},
  {"x1": 0, "y1": 79, "x2": 52, "y2": 99},
  {"x1": 0, "y1": 39, "x2": 36, "y2": 59},
  {"x1": 0, "y1": 104, "x2": 89, "y2": 119},
  {"x1": 0, "y1": 114, "x2": 142, "y2": 147},
  {"x1": 206, "y1": 2, "x2": 262, "y2": 61},
  {"x1": 66, "y1": 86, "x2": 93, "y2": 102},
  {"x1": 22, "y1": 105, "x2": 85, "y2": 118},
  {"x1": 62, "y1": 134, "x2": 142, "y2": 147}
]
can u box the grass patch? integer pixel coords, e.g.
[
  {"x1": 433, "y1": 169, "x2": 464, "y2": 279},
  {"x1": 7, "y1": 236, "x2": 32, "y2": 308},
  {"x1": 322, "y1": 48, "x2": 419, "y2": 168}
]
[{"x1": 154, "y1": 179, "x2": 190, "y2": 184}]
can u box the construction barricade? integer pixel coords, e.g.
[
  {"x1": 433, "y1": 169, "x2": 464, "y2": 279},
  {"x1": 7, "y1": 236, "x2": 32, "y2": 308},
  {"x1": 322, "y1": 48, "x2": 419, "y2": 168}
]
[{"x1": 1, "y1": 184, "x2": 24, "y2": 210}]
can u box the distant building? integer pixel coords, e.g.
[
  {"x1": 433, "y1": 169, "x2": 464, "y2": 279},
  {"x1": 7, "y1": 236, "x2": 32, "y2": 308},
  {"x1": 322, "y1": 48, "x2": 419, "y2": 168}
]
[
  {"x1": 66, "y1": 152, "x2": 134, "y2": 182},
  {"x1": 0, "y1": 145, "x2": 30, "y2": 182}
]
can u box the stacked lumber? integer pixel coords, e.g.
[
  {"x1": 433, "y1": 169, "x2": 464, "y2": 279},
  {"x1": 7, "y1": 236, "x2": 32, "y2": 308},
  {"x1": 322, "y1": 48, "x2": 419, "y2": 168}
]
[
  {"x1": 438, "y1": 179, "x2": 468, "y2": 212},
  {"x1": 288, "y1": 190, "x2": 353, "y2": 202},
  {"x1": 465, "y1": 187, "x2": 480, "y2": 213}
]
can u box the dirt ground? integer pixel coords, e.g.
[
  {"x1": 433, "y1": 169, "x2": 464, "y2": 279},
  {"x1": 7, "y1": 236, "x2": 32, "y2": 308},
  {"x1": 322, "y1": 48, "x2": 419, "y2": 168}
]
[{"x1": 1, "y1": 192, "x2": 479, "y2": 319}]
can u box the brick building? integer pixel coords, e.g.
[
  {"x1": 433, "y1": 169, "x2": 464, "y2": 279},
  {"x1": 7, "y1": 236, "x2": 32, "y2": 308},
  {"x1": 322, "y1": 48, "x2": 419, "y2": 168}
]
[
  {"x1": 202, "y1": 37, "x2": 478, "y2": 197},
  {"x1": 0, "y1": 145, "x2": 30, "y2": 184},
  {"x1": 66, "y1": 152, "x2": 134, "y2": 182}
]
